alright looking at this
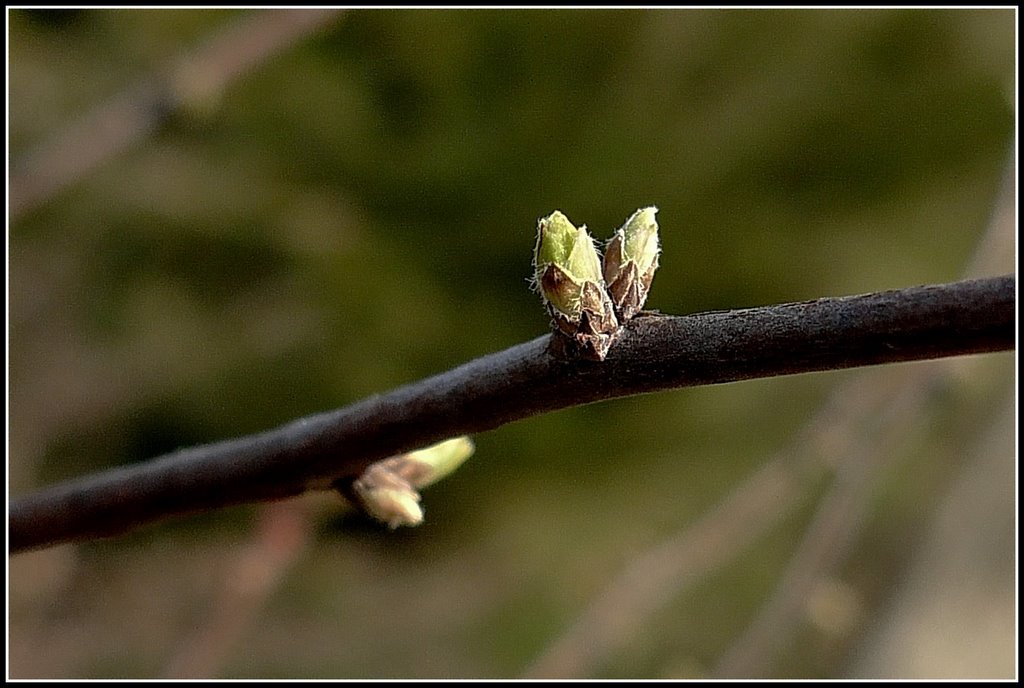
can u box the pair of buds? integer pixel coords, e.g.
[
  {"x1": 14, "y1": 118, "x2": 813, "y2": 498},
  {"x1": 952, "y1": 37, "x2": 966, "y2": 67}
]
[{"x1": 533, "y1": 207, "x2": 660, "y2": 360}]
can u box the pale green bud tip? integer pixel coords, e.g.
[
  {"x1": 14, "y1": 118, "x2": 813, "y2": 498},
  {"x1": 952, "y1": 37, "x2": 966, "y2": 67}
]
[
  {"x1": 535, "y1": 210, "x2": 602, "y2": 283},
  {"x1": 404, "y1": 436, "x2": 475, "y2": 489},
  {"x1": 535, "y1": 210, "x2": 578, "y2": 268},
  {"x1": 620, "y1": 206, "x2": 660, "y2": 272},
  {"x1": 565, "y1": 226, "x2": 603, "y2": 283}
]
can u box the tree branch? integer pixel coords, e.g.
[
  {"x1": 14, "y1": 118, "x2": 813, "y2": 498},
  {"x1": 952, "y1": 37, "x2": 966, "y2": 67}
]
[{"x1": 8, "y1": 275, "x2": 1015, "y2": 553}]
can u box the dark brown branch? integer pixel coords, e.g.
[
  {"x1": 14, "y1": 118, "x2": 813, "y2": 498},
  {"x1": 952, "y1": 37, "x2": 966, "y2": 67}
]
[{"x1": 8, "y1": 275, "x2": 1015, "y2": 553}]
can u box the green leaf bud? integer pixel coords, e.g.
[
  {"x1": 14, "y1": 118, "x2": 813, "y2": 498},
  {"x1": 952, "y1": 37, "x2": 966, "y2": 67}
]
[
  {"x1": 343, "y1": 436, "x2": 474, "y2": 529},
  {"x1": 534, "y1": 210, "x2": 620, "y2": 360},
  {"x1": 534, "y1": 211, "x2": 603, "y2": 318},
  {"x1": 604, "y1": 206, "x2": 660, "y2": 321}
]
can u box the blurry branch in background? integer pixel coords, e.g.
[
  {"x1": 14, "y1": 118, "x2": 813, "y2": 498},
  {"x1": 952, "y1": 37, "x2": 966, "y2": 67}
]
[
  {"x1": 711, "y1": 365, "x2": 948, "y2": 678},
  {"x1": 525, "y1": 148, "x2": 1017, "y2": 679},
  {"x1": 523, "y1": 368, "x2": 918, "y2": 679},
  {"x1": 8, "y1": 274, "x2": 1015, "y2": 554},
  {"x1": 160, "y1": 500, "x2": 313, "y2": 679},
  {"x1": 711, "y1": 147, "x2": 1018, "y2": 679},
  {"x1": 8, "y1": 8, "x2": 345, "y2": 221}
]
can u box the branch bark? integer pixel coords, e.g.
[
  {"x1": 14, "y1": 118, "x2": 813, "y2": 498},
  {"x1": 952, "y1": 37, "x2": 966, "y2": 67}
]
[{"x1": 8, "y1": 275, "x2": 1015, "y2": 553}]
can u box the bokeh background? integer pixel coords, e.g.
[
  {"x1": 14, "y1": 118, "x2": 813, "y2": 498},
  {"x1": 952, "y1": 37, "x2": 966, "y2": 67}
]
[{"x1": 7, "y1": 8, "x2": 1016, "y2": 679}]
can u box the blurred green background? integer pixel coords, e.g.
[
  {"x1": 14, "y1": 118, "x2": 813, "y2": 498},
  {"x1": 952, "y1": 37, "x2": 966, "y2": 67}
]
[{"x1": 7, "y1": 8, "x2": 1016, "y2": 679}]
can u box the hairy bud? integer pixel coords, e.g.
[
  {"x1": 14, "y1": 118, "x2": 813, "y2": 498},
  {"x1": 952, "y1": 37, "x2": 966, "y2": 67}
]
[
  {"x1": 603, "y1": 206, "x2": 660, "y2": 321},
  {"x1": 534, "y1": 210, "x2": 619, "y2": 360}
]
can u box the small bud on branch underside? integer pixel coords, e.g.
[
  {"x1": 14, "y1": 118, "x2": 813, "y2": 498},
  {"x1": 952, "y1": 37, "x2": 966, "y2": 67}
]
[{"x1": 337, "y1": 436, "x2": 474, "y2": 529}]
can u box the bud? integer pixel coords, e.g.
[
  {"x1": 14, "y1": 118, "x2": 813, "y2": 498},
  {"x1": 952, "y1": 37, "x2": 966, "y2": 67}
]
[
  {"x1": 342, "y1": 436, "x2": 475, "y2": 529},
  {"x1": 603, "y1": 206, "x2": 660, "y2": 321},
  {"x1": 534, "y1": 211, "x2": 603, "y2": 316},
  {"x1": 534, "y1": 210, "x2": 619, "y2": 360}
]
